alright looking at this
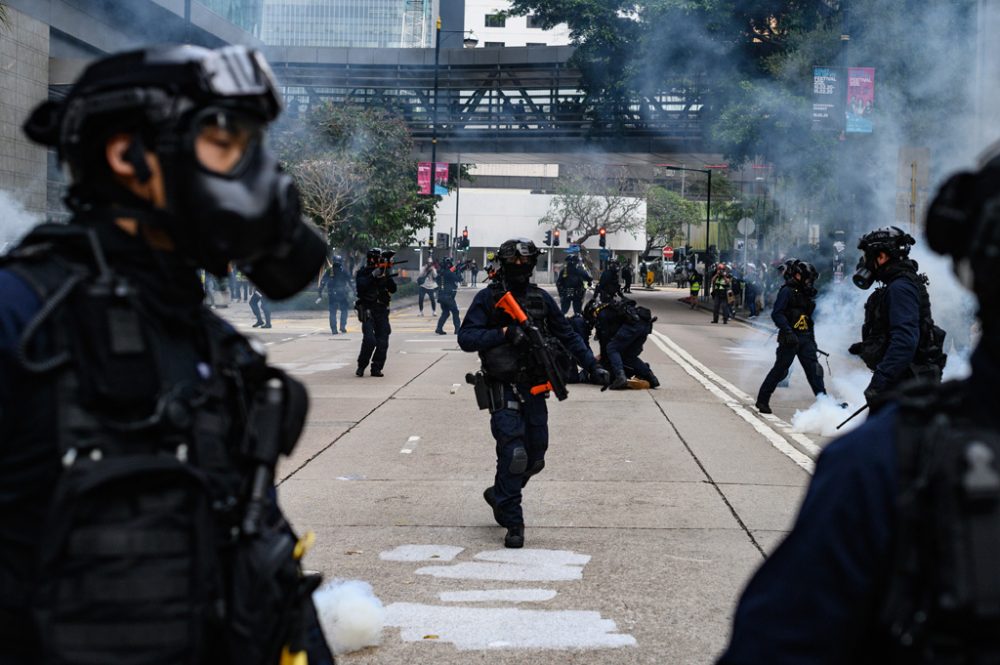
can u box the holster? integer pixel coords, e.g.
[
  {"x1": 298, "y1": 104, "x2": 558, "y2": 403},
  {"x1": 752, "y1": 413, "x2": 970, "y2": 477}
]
[
  {"x1": 466, "y1": 372, "x2": 515, "y2": 413},
  {"x1": 354, "y1": 300, "x2": 371, "y2": 323}
]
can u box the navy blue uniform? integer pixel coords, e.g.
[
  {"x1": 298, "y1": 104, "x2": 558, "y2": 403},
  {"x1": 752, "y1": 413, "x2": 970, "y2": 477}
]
[
  {"x1": 556, "y1": 263, "x2": 592, "y2": 315},
  {"x1": 356, "y1": 266, "x2": 396, "y2": 373},
  {"x1": 870, "y1": 277, "x2": 921, "y2": 393},
  {"x1": 319, "y1": 266, "x2": 351, "y2": 333},
  {"x1": 757, "y1": 283, "x2": 826, "y2": 404},
  {"x1": 720, "y1": 352, "x2": 1000, "y2": 662},
  {"x1": 606, "y1": 319, "x2": 655, "y2": 382},
  {"x1": 436, "y1": 267, "x2": 462, "y2": 334},
  {"x1": 458, "y1": 286, "x2": 598, "y2": 527}
]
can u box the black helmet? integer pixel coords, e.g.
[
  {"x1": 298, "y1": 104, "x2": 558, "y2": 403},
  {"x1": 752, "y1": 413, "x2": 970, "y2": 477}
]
[
  {"x1": 853, "y1": 226, "x2": 915, "y2": 289},
  {"x1": 440, "y1": 256, "x2": 454, "y2": 269},
  {"x1": 777, "y1": 258, "x2": 797, "y2": 277},
  {"x1": 796, "y1": 261, "x2": 819, "y2": 283},
  {"x1": 857, "y1": 226, "x2": 915, "y2": 259},
  {"x1": 565, "y1": 254, "x2": 579, "y2": 264},
  {"x1": 22, "y1": 44, "x2": 325, "y2": 299},
  {"x1": 497, "y1": 238, "x2": 541, "y2": 286},
  {"x1": 926, "y1": 149, "x2": 1000, "y2": 331},
  {"x1": 366, "y1": 248, "x2": 383, "y2": 264}
]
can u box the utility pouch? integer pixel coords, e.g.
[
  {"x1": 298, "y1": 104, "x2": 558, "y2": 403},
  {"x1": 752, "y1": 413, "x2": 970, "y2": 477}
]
[
  {"x1": 467, "y1": 372, "x2": 492, "y2": 411},
  {"x1": 354, "y1": 300, "x2": 371, "y2": 323}
]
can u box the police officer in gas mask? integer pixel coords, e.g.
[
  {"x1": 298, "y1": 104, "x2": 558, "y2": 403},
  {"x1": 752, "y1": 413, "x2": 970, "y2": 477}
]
[
  {"x1": 0, "y1": 46, "x2": 333, "y2": 664},
  {"x1": 849, "y1": 226, "x2": 947, "y2": 407},
  {"x1": 319, "y1": 255, "x2": 351, "y2": 334},
  {"x1": 717, "y1": 145, "x2": 1000, "y2": 665},
  {"x1": 355, "y1": 247, "x2": 397, "y2": 377},
  {"x1": 755, "y1": 259, "x2": 827, "y2": 414},
  {"x1": 458, "y1": 238, "x2": 609, "y2": 548}
]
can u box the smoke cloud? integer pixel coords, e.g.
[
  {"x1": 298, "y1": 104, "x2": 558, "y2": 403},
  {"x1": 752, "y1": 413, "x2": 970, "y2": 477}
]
[{"x1": 0, "y1": 190, "x2": 42, "y2": 255}]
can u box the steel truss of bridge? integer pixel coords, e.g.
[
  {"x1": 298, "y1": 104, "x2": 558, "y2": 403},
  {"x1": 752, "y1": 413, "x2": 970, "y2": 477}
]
[{"x1": 264, "y1": 45, "x2": 706, "y2": 158}]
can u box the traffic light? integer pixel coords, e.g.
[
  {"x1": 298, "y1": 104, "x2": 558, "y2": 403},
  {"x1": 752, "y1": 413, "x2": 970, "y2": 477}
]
[
  {"x1": 599, "y1": 227, "x2": 607, "y2": 247},
  {"x1": 462, "y1": 227, "x2": 469, "y2": 250},
  {"x1": 544, "y1": 230, "x2": 552, "y2": 246},
  {"x1": 553, "y1": 229, "x2": 560, "y2": 246}
]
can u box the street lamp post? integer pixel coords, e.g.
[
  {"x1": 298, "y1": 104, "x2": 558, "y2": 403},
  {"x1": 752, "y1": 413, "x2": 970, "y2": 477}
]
[{"x1": 656, "y1": 164, "x2": 719, "y2": 256}]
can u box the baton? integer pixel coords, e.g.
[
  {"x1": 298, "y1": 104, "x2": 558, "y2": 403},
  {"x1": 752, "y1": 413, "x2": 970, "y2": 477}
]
[{"x1": 836, "y1": 404, "x2": 869, "y2": 430}]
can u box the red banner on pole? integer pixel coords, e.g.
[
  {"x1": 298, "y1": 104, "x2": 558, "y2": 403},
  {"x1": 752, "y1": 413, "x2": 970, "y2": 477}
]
[
  {"x1": 846, "y1": 67, "x2": 875, "y2": 134},
  {"x1": 417, "y1": 162, "x2": 432, "y2": 195},
  {"x1": 434, "y1": 162, "x2": 449, "y2": 195}
]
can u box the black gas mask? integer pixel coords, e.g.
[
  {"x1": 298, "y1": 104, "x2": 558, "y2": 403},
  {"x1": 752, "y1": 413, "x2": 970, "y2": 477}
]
[
  {"x1": 23, "y1": 45, "x2": 326, "y2": 300},
  {"x1": 853, "y1": 253, "x2": 878, "y2": 290},
  {"x1": 497, "y1": 238, "x2": 541, "y2": 288}
]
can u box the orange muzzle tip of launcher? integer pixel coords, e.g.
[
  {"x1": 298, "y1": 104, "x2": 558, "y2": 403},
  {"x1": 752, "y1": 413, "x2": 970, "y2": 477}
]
[{"x1": 530, "y1": 382, "x2": 553, "y2": 396}]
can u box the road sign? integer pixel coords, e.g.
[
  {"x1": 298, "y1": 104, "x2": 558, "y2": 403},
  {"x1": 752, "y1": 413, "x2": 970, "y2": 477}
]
[
  {"x1": 662, "y1": 245, "x2": 674, "y2": 259},
  {"x1": 736, "y1": 218, "x2": 755, "y2": 236},
  {"x1": 599, "y1": 248, "x2": 611, "y2": 262}
]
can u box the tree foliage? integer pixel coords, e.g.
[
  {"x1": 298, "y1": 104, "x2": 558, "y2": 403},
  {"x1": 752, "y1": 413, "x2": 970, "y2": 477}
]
[
  {"x1": 645, "y1": 186, "x2": 700, "y2": 253},
  {"x1": 276, "y1": 102, "x2": 439, "y2": 255},
  {"x1": 539, "y1": 166, "x2": 646, "y2": 244}
]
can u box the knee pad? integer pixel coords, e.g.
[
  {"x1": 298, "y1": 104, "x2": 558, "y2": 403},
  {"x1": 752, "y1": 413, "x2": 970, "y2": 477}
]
[
  {"x1": 509, "y1": 445, "x2": 528, "y2": 475},
  {"x1": 525, "y1": 459, "x2": 545, "y2": 479}
]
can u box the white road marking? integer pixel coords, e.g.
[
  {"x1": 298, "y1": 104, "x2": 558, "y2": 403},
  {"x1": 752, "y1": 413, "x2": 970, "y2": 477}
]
[
  {"x1": 648, "y1": 332, "x2": 815, "y2": 474},
  {"x1": 416, "y1": 549, "x2": 589, "y2": 582},
  {"x1": 380, "y1": 545, "x2": 464, "y2": 562},
  {"x1": 281, "y1": 337, "x2": 294, "y2": 342},
  {"x1": 384, "y1": 604, "x2": 636, "y2": 650},
  {"x1": 399, "y1": 435, "x2": 421, "y2": 454},
  {"x1": 439, "y1": 589, "x2": 557, "y2": 603},
  {"x1": 654, "y1": 330, "x2": 823, "y2": 458}
]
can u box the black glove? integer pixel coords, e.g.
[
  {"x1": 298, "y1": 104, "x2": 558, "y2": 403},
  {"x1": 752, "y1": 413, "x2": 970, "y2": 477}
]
[
  {"x1": 590, "y1": 366, "x2": 611, "y2": 386},
  {"x1": 505, "y1": 325, "x2": 528, "y2": 347},
  {"x1": 863, "y1": 385, "x2": 879, "y2": 406},
  {"x1": 848, "y1": 342, "x2": 864, "y2": 356},
  {"x1": 777, "y1": 330, "x2": 799, "y2": 348}
]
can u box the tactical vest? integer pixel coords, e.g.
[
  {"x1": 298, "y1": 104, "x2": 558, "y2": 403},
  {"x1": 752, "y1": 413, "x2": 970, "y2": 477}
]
[
  {"x1": 2, "y1": 225, "x2": 322, "y2": 664},
  {"x1": 879, "y1": 380, "x2": 1000, "y2": 663},
  {"x1": 858, "y1": 265, "x2": 947, "y2": 373},
  {"x1": 480, "y1": 282, "x2": 572, "y2": 384},
  {"x1": 784, "y1": 284, "x2": 816, "y2": 334}
]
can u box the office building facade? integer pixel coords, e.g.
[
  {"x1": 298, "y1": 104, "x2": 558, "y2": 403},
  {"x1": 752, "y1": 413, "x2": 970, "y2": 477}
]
[{"x1": 261, "y1": 0, "x2": 439, "y2": 48}]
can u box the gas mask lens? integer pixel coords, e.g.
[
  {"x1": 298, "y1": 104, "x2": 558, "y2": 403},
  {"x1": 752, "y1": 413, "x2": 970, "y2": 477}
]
[{"x1": 192, "y1": 109, "x2": 262, "y2": 176}]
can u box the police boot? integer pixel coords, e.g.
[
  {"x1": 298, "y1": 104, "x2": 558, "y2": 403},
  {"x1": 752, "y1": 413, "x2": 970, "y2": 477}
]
[
  {"x1": 483, "y1": 486, "x2": 504, "y2": 527},
  {"x1": 647, "y1": 373, "x2": 660, "y2": 389},
  {"x1": 610, "y1": 371, "x2": 628, "y2": 390},
  {"x1": 505, "y1": 525, "x2": 524, "y2": 549}
]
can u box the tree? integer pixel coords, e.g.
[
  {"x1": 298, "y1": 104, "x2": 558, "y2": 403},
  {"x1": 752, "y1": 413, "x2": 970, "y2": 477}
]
[
  {"x1": 0, "y1": 3, "x2": 10, "y2": 30},
  {"x1": 276, "y1": 102, "x2": 439, "y2": 255},
  {"x1": 539, "y1": 166, "x2": 645, "y2": 244},
  {"x1": 645, "y1": 187, "x2": 701, "y2": 255}
]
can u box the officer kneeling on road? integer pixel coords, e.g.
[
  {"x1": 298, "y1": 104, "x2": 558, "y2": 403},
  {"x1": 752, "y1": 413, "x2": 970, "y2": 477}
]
[
  {"x1": 594, "y1": 296, "x2": 660, "y2": 390},
  {"x1": 755, "y1": 259, "x2": 827, "y2": 414},
  {"x1": 0, "y1": 45, "x2": 334, "y2": 664},
  {"x1": 458, "y1": 238, "x2": 609, "y2": 549},
  {"x1": 849, "y1": 226, "x2": 947, "y2": 408},
  {"x1": 718, "y1": 151, "x2": 1000, "y2": 664}
]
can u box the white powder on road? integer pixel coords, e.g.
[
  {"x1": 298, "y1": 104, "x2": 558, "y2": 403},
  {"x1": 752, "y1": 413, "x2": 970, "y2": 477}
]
[{"x1": 385, "y1": 603, "x2": 636, "y2": 650}]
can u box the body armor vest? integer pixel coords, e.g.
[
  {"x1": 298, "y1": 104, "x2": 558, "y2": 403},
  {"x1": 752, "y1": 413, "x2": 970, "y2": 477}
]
[
  {"x1": 1, "y1": 224, "x2": 319, "y2": 664},
  {"x1": 480, "y1": 282, "x2": 565, "y2": 384},
  {"x1": 858, "y1": 263, "x2": 947, "y2": 373},
  {"x1": 784, "y1": 284, "x2": 816, "y2": 333},
  {"x1": 880, "y1": 380, "x2": 1000, "y2": 663}
]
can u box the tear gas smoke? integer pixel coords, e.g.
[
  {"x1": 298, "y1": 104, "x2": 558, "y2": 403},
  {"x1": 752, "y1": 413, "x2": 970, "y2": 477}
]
[
  {"x1": 313, "y1": 579, "x2": 385, "y2": 655},
  {"x1": 0, "y1": 191, "x2": 41, "y2": 255}
]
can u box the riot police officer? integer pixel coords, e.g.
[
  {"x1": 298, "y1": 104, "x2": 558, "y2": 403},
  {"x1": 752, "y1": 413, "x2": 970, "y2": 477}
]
[
  {"x1": 597, "y1": 259, "x2": 623, "y2": 302},
  {"x1": 355, "y1": 247, "x2": 397, "y2": 377},
  {"x1": 435, "y1": 256, "x2": 462, "y2": 335},
  {"x1": 458, "y1": 238, "x2": 609, "y2": 548},
  {"x1": 717, "y1": 146, "x2": 1000, "y2": 665},
  {"x1": 710, "y1": 263, "x2": 732, "y2": 324},
  {"x1": 594, "y1": 296, "x2": 660, "y2": 390},
  {"x1": 755, "y1": 259, "x2": 827, "y2": 414},
  {"x1": 848, "y1": 226, "x2": 947, "y2": 406},
  {"x1": 319, "y1": 255, "x2": 351, "y2": 334},
  {"x1": 0, "y1": 45, "x2": 333, "y2": 664},
  {"x1": 556, "y1": 254, "x2": 593, "y2": 315}
]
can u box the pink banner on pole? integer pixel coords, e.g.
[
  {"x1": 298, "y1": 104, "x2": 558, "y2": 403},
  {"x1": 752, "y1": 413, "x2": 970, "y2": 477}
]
[
  {"x1": 418, "y1": 162, "x2": 432, "y2": 195},
  {"x1": 846, "y1": 67, "x2": 875, "y2": 134},
  {"x1": 434, "y1": 162, "x2": 449, "y2": 195}
]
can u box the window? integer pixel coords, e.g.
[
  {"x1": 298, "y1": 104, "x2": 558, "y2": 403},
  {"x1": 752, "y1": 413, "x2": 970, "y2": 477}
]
[
  {"x1": 525, "y1": 42, "x2": 545, "y2": 47},
  {"x1": 485, "y1": 13, "x2": 505, "y2": 28},
  {"x1": 526, "y1": 14, "x2": 544, "y2": 28},
  {"x1": 484, "y1": 41, "x2": 505, "y2": 47}
]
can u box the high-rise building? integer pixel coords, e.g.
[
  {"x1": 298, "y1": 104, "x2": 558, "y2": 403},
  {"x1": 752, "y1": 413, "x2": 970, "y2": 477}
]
[
  {"x1": 198, "y1": 0, "x2": 265, "y2": 37},
  {"x1": 261, "y1": 0, "x2": 439, "y2": 48},
  {"x1": 466, "y1": 0, "x2": 570, "y2": 48}
]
